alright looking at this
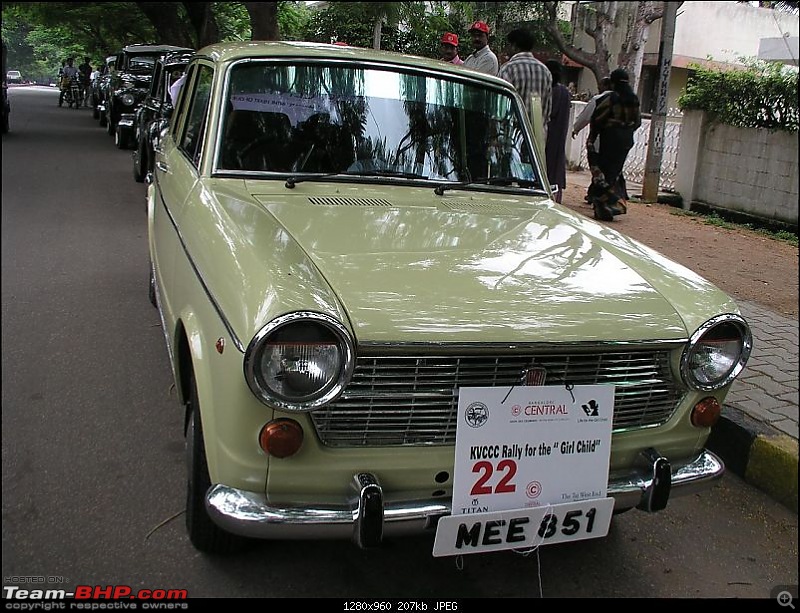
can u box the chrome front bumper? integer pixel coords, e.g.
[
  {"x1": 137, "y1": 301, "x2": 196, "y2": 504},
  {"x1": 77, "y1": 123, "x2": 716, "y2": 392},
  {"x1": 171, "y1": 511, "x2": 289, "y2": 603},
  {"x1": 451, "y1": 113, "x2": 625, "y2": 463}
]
[{"x1": 206, "y1": 449, "x2": 724, "y2": 548}]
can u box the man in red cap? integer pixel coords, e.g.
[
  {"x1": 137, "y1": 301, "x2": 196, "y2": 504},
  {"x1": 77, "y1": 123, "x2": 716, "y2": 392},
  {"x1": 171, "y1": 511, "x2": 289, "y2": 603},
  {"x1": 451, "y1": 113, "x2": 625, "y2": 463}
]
[
  {"x1": 440, "y1": 32, "x2": 464, "y2": 65},
  {"x1": 463, "y1": 21, "x2": 498, "y2": 76}
]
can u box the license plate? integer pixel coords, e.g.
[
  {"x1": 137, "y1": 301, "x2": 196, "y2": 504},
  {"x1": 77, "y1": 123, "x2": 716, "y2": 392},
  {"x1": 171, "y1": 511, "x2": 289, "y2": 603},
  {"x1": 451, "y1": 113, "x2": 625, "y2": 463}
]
[{"x1": 432, "y1": 497, "x2": 614, "y2": 557}]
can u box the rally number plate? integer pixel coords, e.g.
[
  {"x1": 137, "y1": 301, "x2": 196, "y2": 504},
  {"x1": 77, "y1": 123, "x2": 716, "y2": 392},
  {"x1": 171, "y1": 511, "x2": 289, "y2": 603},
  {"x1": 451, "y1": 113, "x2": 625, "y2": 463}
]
[{"x1": 432, "y1": 497, "x2": 614, "y2": 557}]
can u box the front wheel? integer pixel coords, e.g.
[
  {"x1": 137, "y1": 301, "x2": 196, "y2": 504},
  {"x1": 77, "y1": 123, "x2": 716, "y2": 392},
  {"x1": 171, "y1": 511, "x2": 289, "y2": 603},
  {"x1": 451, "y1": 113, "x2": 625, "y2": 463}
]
[
  {"x1": 115, "y1": 125, "x2": 130, "y2": 149},
  {"x1": 134, "y1": 139, "x2": 147, "y2": 183},
  {"x1": 148, "y1": 263, "x2": 157, "y2": 308},
  {"x1": 185, "y1": 374, "x2": 247, "y2": 554}
]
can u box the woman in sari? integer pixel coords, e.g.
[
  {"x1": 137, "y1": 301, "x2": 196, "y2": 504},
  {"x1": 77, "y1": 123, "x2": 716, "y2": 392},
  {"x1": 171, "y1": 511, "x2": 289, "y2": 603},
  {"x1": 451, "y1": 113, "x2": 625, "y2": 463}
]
[{"x1": 587, "y1": 68, "x2": 641, "y2": 221}]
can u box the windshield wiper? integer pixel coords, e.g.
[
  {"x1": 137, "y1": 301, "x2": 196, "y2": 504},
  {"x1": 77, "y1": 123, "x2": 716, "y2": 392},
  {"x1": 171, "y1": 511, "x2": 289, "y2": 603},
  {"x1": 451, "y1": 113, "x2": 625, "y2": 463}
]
[
  {"x1": 434, "y1": 177, "x2": 537, "y2": 196},
  {"x1": 356, "y1": 170, "x2": 429, "y2": 180},
  {"x1": 285, "y1": 172, "x2": 351, "y2": 188}
]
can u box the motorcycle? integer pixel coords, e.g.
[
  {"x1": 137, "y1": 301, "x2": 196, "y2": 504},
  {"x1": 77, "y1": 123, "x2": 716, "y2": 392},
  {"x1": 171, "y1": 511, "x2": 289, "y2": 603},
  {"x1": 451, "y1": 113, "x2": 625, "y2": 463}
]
[{"x1": 59, "y1": 76, "x2": 82, "y2": 108}]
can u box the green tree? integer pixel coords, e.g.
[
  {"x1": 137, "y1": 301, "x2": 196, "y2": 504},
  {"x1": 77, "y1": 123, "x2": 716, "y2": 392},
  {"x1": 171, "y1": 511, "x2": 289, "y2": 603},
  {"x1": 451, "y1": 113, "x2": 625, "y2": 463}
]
[
  {"x1": 1, "y1": 2, "x2": 156, "y2": 82},
  {"x1": 678, "y1": 58, "x2": 798, "y2": 132}
]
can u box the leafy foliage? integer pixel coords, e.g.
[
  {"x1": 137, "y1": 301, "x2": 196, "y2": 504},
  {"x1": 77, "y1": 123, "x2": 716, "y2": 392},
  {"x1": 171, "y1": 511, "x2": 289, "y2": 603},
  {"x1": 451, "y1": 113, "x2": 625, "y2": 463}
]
[
  {"x1": 677, "y1": 59, "x2": 799, "y2": 132},
  {"x1": 2, "y1": 2, "x2": 156, "y2": 82},
  {"x1": 2, "y1": 1, "x2": 561, "y2": 82}
]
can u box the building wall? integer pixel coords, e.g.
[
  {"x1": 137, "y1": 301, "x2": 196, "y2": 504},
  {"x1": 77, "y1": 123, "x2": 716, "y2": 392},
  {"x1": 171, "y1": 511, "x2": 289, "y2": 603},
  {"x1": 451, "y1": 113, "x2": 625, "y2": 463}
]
[
  {"x1": 676, "y1": 111, "x2": 799, "y2": 226},
  {"x1": 665, "y1": 1, "x2": 799, "y2": 64}
]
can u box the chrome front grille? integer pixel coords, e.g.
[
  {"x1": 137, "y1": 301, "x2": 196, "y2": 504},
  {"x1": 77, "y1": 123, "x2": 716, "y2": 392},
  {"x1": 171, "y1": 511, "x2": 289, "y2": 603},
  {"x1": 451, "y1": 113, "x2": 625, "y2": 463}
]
[{"x1": 310, "y1": 346, "x2": 686, "y2": 447}]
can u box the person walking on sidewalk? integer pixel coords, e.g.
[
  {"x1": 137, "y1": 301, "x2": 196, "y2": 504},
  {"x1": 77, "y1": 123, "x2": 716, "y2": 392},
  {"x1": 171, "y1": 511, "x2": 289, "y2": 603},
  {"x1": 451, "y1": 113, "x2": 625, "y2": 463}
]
[
  {"x1": 572, "y1": 76, "x2": 626, "y2": 204},
  {"x1": 544, "y1": 60, "x2": 571, "y2": 203},
  {"x1": 586, "y1": 68, "x2": 641, "y2": 221},
  {"x1": 497, "y1": 28, "x2": 551, "y2": 135}
]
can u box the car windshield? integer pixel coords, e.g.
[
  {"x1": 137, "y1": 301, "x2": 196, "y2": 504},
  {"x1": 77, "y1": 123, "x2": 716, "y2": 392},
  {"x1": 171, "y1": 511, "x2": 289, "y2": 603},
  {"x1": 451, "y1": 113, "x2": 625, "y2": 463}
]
[
  {"x1": 217, "y1": 62, "x2": 541, "y2": 187},
  {"x1": 128, "y1": 55, "x2": 157, "y2": 73}
]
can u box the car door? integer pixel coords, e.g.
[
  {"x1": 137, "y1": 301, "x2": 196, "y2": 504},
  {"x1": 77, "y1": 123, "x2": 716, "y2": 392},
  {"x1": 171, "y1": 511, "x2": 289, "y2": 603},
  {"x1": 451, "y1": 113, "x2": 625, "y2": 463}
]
[{"x1": 151, "y1": 62, "x2": 214, "y2": 330}]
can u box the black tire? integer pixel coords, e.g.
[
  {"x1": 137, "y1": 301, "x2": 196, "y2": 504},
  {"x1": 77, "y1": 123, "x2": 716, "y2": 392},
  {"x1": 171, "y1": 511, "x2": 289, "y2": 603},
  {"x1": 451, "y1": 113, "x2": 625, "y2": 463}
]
[
  {"x1": 148, "y1": 265, "x2": 157, "y2": 308},
  {"x1": 134, "y1": 139, "x2": 147, "y2": 182},
  {"x1": 99, "y1": 109, "x2": 107, "y2": 127},
  {"x1": 185, "y1": 374, "x2": 247, "y2": 554},
  {"x1": 107, "y1": 111, "x2": 115, "y2": 136},
  {"x1": 115, "y1": 125, "x2": 128, "y2": 149}
]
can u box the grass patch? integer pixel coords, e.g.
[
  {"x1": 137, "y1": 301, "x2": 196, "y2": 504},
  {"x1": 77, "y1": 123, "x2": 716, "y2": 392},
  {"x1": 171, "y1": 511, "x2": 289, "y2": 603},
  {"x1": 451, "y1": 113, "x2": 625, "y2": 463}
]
[{"x1": 670, "y1": 209, "x2": 799, "y2": 247}]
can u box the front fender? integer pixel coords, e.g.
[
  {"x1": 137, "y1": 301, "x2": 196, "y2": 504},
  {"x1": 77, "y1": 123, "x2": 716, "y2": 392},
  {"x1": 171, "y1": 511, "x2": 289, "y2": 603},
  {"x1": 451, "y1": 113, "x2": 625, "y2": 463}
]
[{"x1": 170, "y1": 248, "x2": 273, "y2": 493}]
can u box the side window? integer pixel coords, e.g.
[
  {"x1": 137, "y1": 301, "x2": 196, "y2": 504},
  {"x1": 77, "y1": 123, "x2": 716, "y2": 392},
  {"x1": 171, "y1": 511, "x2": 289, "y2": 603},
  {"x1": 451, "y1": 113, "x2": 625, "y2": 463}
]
[
  {"x1": 178, "y1": 65, "x2": 213, "y2": 167},
  {"x1": 170, "y1": 64, "x2": 195, "y2": 138},
  {"x1": 150, "y1": 62, "x2": 163, "y2": 100}
]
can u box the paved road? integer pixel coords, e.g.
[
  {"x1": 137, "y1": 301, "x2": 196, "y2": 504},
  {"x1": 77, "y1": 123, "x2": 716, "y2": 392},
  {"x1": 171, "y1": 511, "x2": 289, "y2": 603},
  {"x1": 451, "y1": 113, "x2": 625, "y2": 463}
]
[{"x1": 2, "y1": 87, "x2": 797, "y2": 601}]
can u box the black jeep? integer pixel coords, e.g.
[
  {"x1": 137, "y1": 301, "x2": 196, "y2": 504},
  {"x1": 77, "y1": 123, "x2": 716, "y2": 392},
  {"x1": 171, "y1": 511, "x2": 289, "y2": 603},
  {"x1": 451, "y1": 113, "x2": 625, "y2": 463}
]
[
  {"x1": 132, "y1": 49, "x2": 193, "y2": 181},
  {"x1": 104, "y1": 44, "x2": 192, "y2": 149}
]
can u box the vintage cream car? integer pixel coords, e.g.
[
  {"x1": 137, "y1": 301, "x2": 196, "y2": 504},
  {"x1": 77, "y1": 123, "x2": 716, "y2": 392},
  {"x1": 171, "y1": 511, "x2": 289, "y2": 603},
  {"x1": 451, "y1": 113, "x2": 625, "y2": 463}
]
[{"x1": 147, "y1": 41, "x2": 752, "y2": 555}]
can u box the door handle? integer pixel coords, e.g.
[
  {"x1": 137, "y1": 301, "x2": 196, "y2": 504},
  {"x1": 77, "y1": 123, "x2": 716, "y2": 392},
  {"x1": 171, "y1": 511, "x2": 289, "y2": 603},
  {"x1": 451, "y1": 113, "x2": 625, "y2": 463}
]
[{"x1": 156, "y1": 161, "x2": 169, "y2": 173}]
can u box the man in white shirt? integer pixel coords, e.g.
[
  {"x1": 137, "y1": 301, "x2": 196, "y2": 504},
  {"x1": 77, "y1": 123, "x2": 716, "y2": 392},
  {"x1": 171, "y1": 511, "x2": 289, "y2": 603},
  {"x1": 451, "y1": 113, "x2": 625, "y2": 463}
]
[
  {"x1": 572, "y1": 77, "x2": 611, "y2": 139},
  {"x1": 463, "y1": 21, "x2": 498, "y2": 76},
  {"x1": 169, "y1": 72, "x2": 186, "y2": 107}
]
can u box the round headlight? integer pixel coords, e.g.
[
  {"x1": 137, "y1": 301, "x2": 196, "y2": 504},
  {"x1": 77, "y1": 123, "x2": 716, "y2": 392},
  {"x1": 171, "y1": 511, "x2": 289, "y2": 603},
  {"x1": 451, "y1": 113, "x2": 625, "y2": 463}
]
[
  {"x1": 244, "y1": 312, "x2": 355, "y2": 411},
  {"x1": 681, "y1": 314, "x2": 752, "y2": 390},
  {"x1": 120, "y1": 93, "x2": 135, "y2": 106}
]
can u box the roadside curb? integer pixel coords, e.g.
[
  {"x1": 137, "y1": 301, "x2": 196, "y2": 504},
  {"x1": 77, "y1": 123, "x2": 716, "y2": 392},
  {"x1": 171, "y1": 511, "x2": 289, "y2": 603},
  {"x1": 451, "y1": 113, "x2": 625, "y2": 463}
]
[{"x1": 707, "y1": 405, "x2": 799, "y2": 513}]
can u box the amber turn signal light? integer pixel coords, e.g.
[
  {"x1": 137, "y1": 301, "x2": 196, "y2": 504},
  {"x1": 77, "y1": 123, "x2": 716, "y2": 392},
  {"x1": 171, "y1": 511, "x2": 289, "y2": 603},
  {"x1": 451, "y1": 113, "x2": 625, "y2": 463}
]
[
  {"x1": 691, "y1": 397, "x2": 722, "y2": 428},
  {"x1": 259, "y1": 418, "x2": 304, "y2": 458}
]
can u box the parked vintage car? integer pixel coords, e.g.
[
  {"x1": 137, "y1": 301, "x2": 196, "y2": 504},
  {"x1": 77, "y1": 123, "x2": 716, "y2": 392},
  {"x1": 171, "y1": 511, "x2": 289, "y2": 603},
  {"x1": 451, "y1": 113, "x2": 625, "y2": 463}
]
[
  {"x1": 147, "y1": 41, "x2": 752, "y2": 556},
  {"x1": 1, "y1": 42, "x2": 9, "y2": 133},
  {"x1": 132, "y1": 49, "x2": 193, "y2": 182},
  {"x1": 105, "y1": 43, "x2": 191, "y2": 149},
  {"x1": 92, "y1": 55, "x2": 116, "y2": 122}
]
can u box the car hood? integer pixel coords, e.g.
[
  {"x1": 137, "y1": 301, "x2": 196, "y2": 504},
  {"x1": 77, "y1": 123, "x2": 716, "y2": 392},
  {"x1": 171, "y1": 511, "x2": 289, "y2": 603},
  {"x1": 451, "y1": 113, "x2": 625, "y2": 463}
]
[{"x1": 240, "y1": 182, "x2": 736, "y2": 344}]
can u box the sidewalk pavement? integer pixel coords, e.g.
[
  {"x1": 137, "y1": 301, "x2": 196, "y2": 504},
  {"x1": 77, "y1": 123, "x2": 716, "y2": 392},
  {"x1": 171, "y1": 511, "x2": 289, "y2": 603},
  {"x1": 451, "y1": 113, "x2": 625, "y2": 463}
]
[
  {"x1": 564, "y1": 170, "x2": 799, "y2": 513},
  {"x1": 708, "y1": 300, "x2": 798, "y2": 513}
]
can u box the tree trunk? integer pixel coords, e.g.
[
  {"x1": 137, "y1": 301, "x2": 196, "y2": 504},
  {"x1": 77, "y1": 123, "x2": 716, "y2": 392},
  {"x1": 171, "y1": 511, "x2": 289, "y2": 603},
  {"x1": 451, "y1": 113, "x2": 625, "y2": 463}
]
[
  {"x1": 373, "y1": 17, "x2": 383, "y2": 50},
  {"x1": 136, "y1": 2, "x2": 195, "y2": 48},
  {"x1": 544, "y1": 1, "x2": 618, "y2": 85},
  {"x1": 617, "y1": 2, "x2": 668, "y2": 93},
  {"x1": 183, "y1": 2, "x2": 220, "y2": 48},
  {"x1": 543, "y1": 1, "x2": 675, "y2": 92},
  {"x1": 245, "y1": 2, "x2": 280, "y2": 41}
]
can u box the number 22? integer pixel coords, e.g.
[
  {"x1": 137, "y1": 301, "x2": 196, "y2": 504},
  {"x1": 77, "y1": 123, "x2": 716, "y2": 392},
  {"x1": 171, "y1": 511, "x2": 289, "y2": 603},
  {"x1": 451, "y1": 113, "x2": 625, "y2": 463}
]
[{"x1": 470, "y1": 459, "x2": 517, "y2": 495}]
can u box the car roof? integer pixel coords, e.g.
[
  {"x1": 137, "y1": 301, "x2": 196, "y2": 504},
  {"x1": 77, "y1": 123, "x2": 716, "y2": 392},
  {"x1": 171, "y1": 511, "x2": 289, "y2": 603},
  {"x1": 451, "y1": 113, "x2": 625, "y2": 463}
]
[
  {"x1": 193, "y1": 40, "x2": 512, "y2": 89},
  {"x1": 122, "y1": 44, "x2": 193, "y2": 55},
  {"x1": 162, "y1": 50, "x2": 194, "y2": 67}
]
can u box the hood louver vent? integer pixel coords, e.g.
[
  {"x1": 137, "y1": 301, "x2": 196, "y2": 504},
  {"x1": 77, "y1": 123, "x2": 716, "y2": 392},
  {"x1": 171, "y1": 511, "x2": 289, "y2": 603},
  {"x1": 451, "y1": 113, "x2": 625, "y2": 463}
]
[
  {"x1": 439, "y1": 201, "x2": 517, "y2": 215},
  {"x1": 308, "y1": 197, "x2": 393, "y2": 207}
]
